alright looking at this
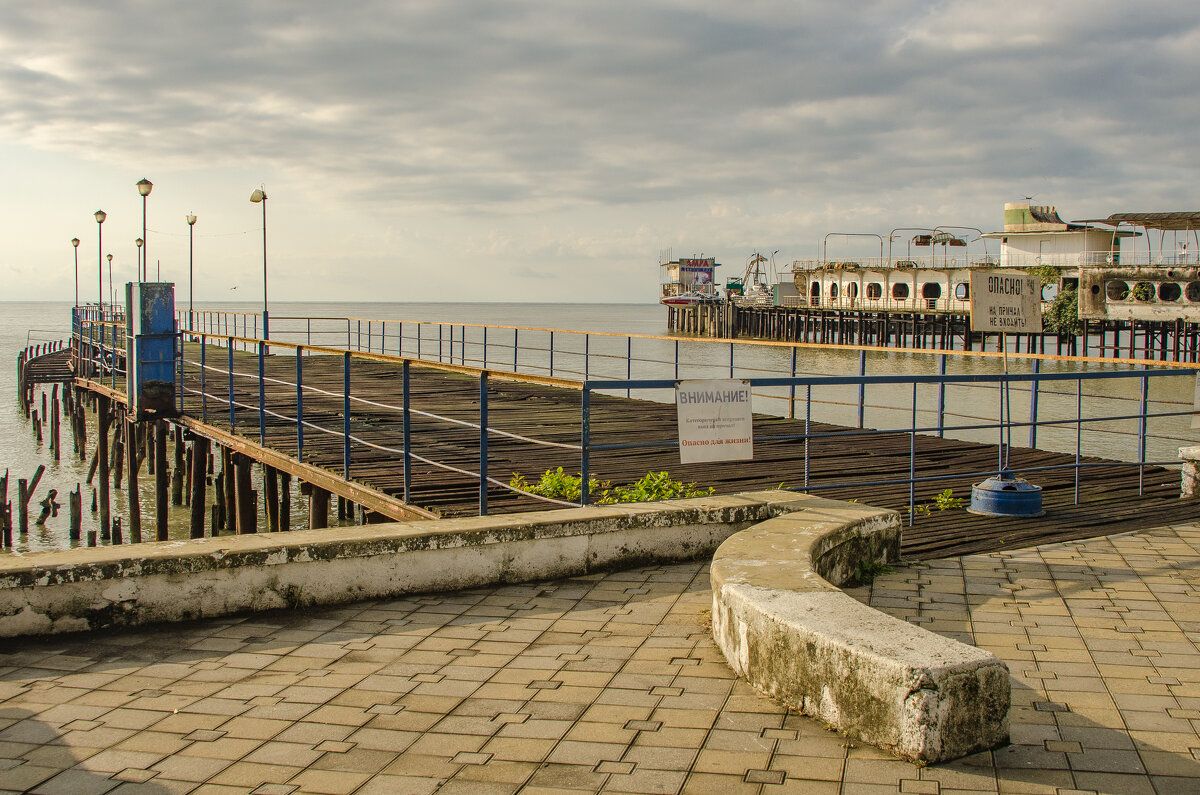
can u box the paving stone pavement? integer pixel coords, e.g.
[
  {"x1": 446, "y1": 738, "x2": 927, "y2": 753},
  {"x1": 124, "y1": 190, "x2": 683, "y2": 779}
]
[{"x1": 2, "y1": 522, "x2": 1199, "y2": 794}]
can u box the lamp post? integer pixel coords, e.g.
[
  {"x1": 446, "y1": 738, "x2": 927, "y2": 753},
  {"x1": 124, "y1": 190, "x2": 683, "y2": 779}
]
[
  {"x1": 71, "y1": 238, "x2": 80, "y2": 308},
  {"x1": 186, "y1": 213, "x2": 197, "y2": 330},
  {"x1": 107, "y1": 254, "x2": 114, "y2": 309},
  {"x1": 137, "y1": 178, "x2": 153, "y2": 281},
  {"x1": 250, "y1": 188, "x2": 268, "y2": 339},
  {"x1": 94, "y1": 211, "x2": 106, "y2": 313},
  {"x1": 136, "y1": 238, "x2": 143, "y2": 284}
]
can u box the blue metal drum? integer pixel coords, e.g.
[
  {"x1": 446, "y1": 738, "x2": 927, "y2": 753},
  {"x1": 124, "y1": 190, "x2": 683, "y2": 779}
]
[{"x1": 969, "y1": 471, "x2": 1044, "y2": 518}]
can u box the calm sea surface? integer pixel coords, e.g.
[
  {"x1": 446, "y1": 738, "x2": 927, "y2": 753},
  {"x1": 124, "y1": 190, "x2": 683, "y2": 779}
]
[{"x1": 3, "y1": 300, "x2": 1195, "y2": 553}]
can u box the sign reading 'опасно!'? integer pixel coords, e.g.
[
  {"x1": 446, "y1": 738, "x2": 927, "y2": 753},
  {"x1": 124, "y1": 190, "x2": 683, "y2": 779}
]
[{"x1": 969, "y1": 270, "x2": 1043, "y2": 333}]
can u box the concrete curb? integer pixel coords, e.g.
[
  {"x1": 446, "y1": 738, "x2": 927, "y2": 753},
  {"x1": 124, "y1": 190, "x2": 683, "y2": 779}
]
[
  {"x1": 0, "y1": 491, "x2": 811, "y2": 638},
  {"x1": 709, "y1": 497, "x2": 1010, "y2": 763}
]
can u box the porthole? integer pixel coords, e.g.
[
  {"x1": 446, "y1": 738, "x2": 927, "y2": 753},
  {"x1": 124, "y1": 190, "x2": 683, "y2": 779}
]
[
  {"x1": 1106, "y1": 280, "x2": 1129, "y2": 301},
  {"x1": 867, "y1": 283, "x2": 883, "y2": 299},
  {"x1": 1133, "y1": 282, "x2": 1155, "y2": 302},
  {"x1": 1159, "y1": 282, "x2": 1182, "y2": 302},
  {"x1": 892, "y1": 283, "x2": 910, "y2": 300},
  {"x1": 954, "y1": 282, "x2": 969, "y2": 300},
  {"x1": 1187, "y1": 282, "x2": 1200, "y2": 302},
  {"x1": 921, "y1": 282, "x2": 942, "y2": 299},
  {"x1": 830, "y1": 283, "x2": 839, "y2": 299}
]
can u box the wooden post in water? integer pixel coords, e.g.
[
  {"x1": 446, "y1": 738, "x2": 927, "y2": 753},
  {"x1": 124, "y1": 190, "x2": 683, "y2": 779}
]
[
  {"x1": 112, "y1": 420, "x2": 124, "y2": 490},
  {"x1": 0, "y1": 470, "x2": 8, "y2": 547},
  {"x1": 97, "y1": 395, "x2": 111, "y2": 541},
  {"x1": 171, "y1": 426, "x2": 185, "y2": 505},
  {"x1": 51, "y1": 385, "x2": 60, "y2": 461},
  {"x1": 189, "y1": 436, "x2": 208, "y2": 539},
  {"x1": 264, "y1": 465, "x2": 279, "y2": 532},
  {"x1": 222, "y1": 447, "x2": 236, "y2": 533},
  {"x1": 126, "y1": 416, "x2": 142, "y2": 543},
  {"x1": 279, "y1": 473, "x2": 291, "y2": 532},
  {"x1": 155, "y1": 420, "x2": 168, "y2": 541},
  {"x1": 308, "y1": 483, "x2": 329, "y2": 530},
  {"x1": 112, "y1": 517, "x2": 122, "y2": 545},
  {"x1": 69, "y1": 485, "x2": 81, "y2": 542},
  {"x1": 235, "y1": 454, "x2": 256, "y2": 533}
]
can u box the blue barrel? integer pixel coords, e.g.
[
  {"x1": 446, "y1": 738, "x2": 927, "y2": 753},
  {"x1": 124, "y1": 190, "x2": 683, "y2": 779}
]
[{"x1": 969, "y1": 471, "x2": 1044, "y2": 518}]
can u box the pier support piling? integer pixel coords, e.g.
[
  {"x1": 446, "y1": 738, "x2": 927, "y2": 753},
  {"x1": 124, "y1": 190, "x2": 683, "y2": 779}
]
[{"x1": 155, "y1": 420, "x2": 168, "y2": 541}]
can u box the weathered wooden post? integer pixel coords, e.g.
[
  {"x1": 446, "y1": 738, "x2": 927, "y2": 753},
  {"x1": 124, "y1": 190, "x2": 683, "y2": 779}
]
[
  {"x1": 69, "y1": 485, "x2": 82, "y2": 542},
  {"x1": 112, "y1": 420, "x2": 125, "y2": 489},
  {"x1": 235, "y1": 454, "x2": 256, "y2": 533},
  {"x1": 155, "y1": 420, "x2": 168, "y2": 541},
  {"x1": 264, "y1": 465, "x2": 279, "y2": 532},
  {"x1": 279, "y1": 473, "x2": 291, "y2": 532},
  {"x1": 308, "y1": 484, "x2": 329, "y2": 530},
  {"x1": 97, "y1": 395, "x2": 111, "y2": 540},
  {"x1": 126, "y1": 417, "x2": 141, "y2": 543},
  {"x1": 189, "y1": 436, "x2": 208, "y2": 539},
  {"x1": 222, "y1": 446, "x2": 236, "y2": 533},
  {"x1": 171, "y1": 426, "x2": 185, "y2": 505}
]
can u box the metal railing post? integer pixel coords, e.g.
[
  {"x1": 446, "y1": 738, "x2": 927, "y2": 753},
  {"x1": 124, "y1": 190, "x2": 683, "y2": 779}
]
[
  {"x1": 789, "y1": 347, "x2": 797, "y2": 420},
  {"x1": 346, "y1": 319, "x2": 351, "y2": 351},
  {"x1": 228, "y1": 343, "x2": 235, "y2": 430},
  {"x1": 581, "y1": 386, "x2": 591, "y2": 506},
  {"x1": 296, "y1": 347, "x2": 304, "y2": 460},
  {"x1": 479, "y1": 372, "x2": 489, "y2": 516},
  {"x1": 909, "y1": 382, "x2": 917, "y2": 527},
  {"x1": 674, "y1": 339, "x2": 679, "y2": 381},
  {"x1": 857, "y1": 349, "x2": 866, "y2": 429},
  {"x1": 936, "y1": 354, "x2": 946, "y2": 438},
  {"x1": 201, "y1": 334, "x2": 207, "y2": 424},
  {"x1": 1029, "y1": 358, "x2": 1040, "y2": 449},
  {"x1": 343, "y1": 351, "x2": 351, "y2": 479},
  {"x1": 1075, "y1": 379, "x2": 1082, "y2": 505},
  {"x1": 585, "y1": 334, "x2": 591, "y2": 380},
  {"x1": 1138, "y1": 371, "x2": 1148, "y2": 496},
  {"x1": 417, "y1": 323, "x2": 422, "y2": 360},
  {"x1": 482, "y1": 326, "x2": 487, "y2": 368},
  {"x1": 626, "y1": 337, "x2": 632, "y2": 398},
  {"x1": 258, "y1": 341, "x2": 266, "y2": 446},
  {"x1": 804, "y1": 384, "x2": 811, "y2": 489},
  {"x1": 729, "y1": 341, "x2": 734, "y2": 379},
  {"x1": 549, "y1": 331, "x2": 554, "y2": 377},
  {"x1": 402, "y1": 360, "x2": 412, "y2": 502},
  {"x1": 439, "y1": 324, "x2": 444, "y2": 362}
]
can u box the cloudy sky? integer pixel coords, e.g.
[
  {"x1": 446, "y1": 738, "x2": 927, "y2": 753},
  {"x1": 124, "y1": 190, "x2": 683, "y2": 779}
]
[{"x1": 2, "y1": 1, "x2": 1197, "y2": 304}]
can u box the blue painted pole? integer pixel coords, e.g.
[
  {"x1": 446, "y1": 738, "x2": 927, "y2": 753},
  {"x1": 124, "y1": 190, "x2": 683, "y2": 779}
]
[
  {"x1": 585, "y1": 334, "x2": 590, "y2": 380},
  {"x1": 228, "y1": 343, "x2": 235, "y2": 430},
  {"x1": 343, "y1": 352, "x2": 351, "y2": 479},
  {"x1": 910, "y1": 383, "x2": 917, "y2": 527},
  {"x1": 479, "y1": 373, "x2": 489, "y2": 516},
  {"x1": 804, "y1": 384, "x2": 811, "y2": 489},
  {"x1": 789, "y1": 346, "x2": 797, "y2": 419},
  {"x1": 513, "y1": 328, "x2": 519, "y2": 372},
  {"x1": 482, "y1": 326, "x2": 487, "y2": 368},
  {"x1": 296, "y1": 347, "x2": 304, "y2": 460},
  {"x1": 549, "y1": 331, "x2": 554, "y2": 377},
  {"x1": 581, "y1": 387, "x2": 591, "y2": 506},
  {"x1": 201, "y1": 334, "x2": 207, "y2": 424},
  {"x1": 626, "y1": 337, "x2": 632, "y2": 398},
  {"x1": 936, "y1": 354, "x2": 946, "y2": 438},
  {"x1": 1138, "y1": 372, "x2": 1148, "y2": 496},
  {"x1": 1028, "y1": 358, "x2": 1041, "y2": 449},
  {"x1": 674, "y1": 339, "x2": 679, "y2": 381},
  {"x1": 258, "y1": 341, "x2": 266, "y2": 446},
  {"x1": 402, "y1": 360, "x2": 412, "y2": 502},
  {"x1": 857, "y1": 349, "x2": 866, "y2": 429}
]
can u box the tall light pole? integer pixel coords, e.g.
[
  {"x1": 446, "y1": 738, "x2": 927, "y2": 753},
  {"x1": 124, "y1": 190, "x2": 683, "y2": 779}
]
[
  {"x1": 94, "y1": 210, "x2": 106, "y2": 312},
  {"x1": 136, "y1": 238, "x2": 144, "y2": 285},
  {"x1": 71, "y1": 238, "x2": 80, "y2": 307},
  {"x1": 137, "y1": 178, "x2": 153, "y2": 281},
  {"x1": 106, "y1": 254, "x2": 114, "y2": 309},
  {"x1": 187, "y1": 213, "x2": 197, "y2": 330},
  {"x1": 250, "y1": 188, "x2": 268, "y2": 339}
]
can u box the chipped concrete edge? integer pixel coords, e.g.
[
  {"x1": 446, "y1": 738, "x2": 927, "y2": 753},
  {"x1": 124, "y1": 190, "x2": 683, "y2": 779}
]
[
  {"x1": 0, "y1": 490, "x2": 815, "y2": 639},
  {"x1": 709, "y1": 497, "x2": 1011, "y2": 763}
]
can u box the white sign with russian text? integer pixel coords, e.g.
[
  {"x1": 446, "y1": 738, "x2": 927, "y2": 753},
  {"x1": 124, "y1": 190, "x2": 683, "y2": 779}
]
[
  {"x1": 676, "y1": 379, "x2": 754, "y2": 463},
  {"x1": 969, "y1": 271, "x2": 1043, "y2": 333}
]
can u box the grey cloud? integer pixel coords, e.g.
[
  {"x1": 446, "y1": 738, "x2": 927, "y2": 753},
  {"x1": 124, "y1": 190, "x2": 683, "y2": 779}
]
[{"x1": 1, "y1": 0, "x2": 1197, "y2": 220}]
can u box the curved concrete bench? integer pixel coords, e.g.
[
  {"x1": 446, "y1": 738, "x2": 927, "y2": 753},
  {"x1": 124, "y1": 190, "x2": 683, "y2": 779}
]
[{"x1": 710, "y1": 496, "x2": 1010, "y2": 763}]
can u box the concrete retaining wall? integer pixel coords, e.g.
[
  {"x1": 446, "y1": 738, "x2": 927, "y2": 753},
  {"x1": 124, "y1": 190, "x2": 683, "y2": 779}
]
[
  {"x1": 0, "y1": 491, "x2": 809, "y2": 638},
  {"x1": 710, "y1": 497, "x2": 1010, "y2": 763}
]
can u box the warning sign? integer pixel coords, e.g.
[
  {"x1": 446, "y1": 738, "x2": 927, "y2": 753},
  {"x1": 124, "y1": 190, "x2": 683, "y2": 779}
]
[
  {"x1": 676, "y1": 380, "x2": 754, "y2": 464},
  {"x1": 969, "y1": 271, "x2": 1043, "y2": 333}
]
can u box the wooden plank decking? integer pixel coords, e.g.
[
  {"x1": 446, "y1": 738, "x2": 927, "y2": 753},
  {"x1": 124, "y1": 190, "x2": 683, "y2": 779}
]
[{"x1": 177, "y1": 343, "x2": 1200, "y2": 560}]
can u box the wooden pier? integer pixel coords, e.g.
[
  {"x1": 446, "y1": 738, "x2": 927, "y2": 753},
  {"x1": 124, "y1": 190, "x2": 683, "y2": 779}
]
[
  {"x1": 667, "y1": 304, "x2": 1200, "y2": 361},
  {"x1": 146, "y1": 343, "x2": 1200, "y2": 560},
  {"x1": 14, "y1": 330, "x2": 1193, "y2": 561}
]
